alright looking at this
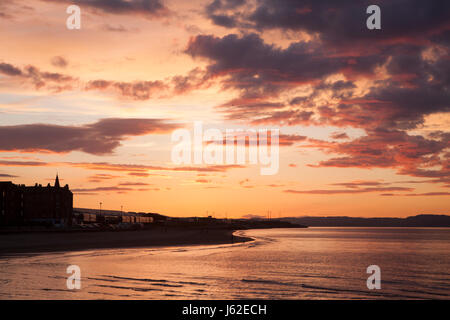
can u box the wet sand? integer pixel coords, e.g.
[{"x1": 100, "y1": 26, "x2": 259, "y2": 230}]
[{"x1": 0, "y1": 227, "x2": 253, "y2": 256}]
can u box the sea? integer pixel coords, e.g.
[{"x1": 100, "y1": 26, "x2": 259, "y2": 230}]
[{"x1": 0, "y1": 227, "x2": 449, "y2": 299}]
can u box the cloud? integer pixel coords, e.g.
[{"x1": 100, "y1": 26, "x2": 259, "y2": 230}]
[
  {"x1": 206, "y1": 0, "x2": 450, "y2": 46},
  {"x1": 0, "y1": 173, "x2": 19, "y2": 178},
  {"x1": 50, "y1": 56, "x2": 68, "y2": 68},
  {"x1": 87, "y1": 173, "x2": 120, "y2": 183},
  {"x1": 72, "y1": 186, "x2": 133, "y2": 193},
  {"x1": 67, "y1": 162, "x2": 245, "y2": 173},
  {"x1": 42, "y1": 0, "x2": 169, "y2": 18},
  {"x1": 0, "y1": 160, "x2": 48, "y2": 167},
  {"x1": 188, "y1": 2, "x2": 450, "y2": 133},
  {"x1": 266, "y1": 184, "x2": 284, "y2": 188},
  {"x1": 195, "y1": 179, "x2": 211, "y2": 183},
  {"x1": 185, "y1": 30, "x2": 449, "y2": 129},
  {"x1": 100, "y1": 24, "x2": 135, "y2": 33},
  {"x1": 404, "y1": 192, "x2": 450, "y2": 196},
  {"x1": 171, "y1": 67, "x2": 211, "y2": 94},
  {"x1": 0, "y1": 118, "x2": 181, "y2": 155},
  {"x1": 0, "y1": 63, "x2": 22, "y2": 76},
  {"x1": 85, "y1": 79, "x2": 168, "y2": 100},
  {"x1": 185, "y1": 33, "x2": 359, "y2": 93},
  {"x1": 72, "y1": 184, "x2": 161, "y2": 194},
  {"x1": 330, "y1": 180, "x2": 388, "y2": 188},
  {"x1": 118, "y1": 182, "x2": 152, "y2": 186},
  {"x1": 1, "y1": 61, "x2": 208, "y2": 99},
  {"x1": 184, "y1": 33, "x2": 384, "y2": 122},
  {"x1": 207, "y1": 132, "x2": 307, "y2": 147},
  {"x1": 305, "y1": 128, "x2": 449, "y2": 182},
  {"x1": 381, "y1": 192, "x2": 450, "y2": 197},
  {"x1": 330, "y1": 132, "x2": 349, "y2": 140},
  {"x1": 0, "y1": 62, "x2": 76, "y2": 91},
  {"x1": 127, "y1": 172, "x2": 151, "y2": 177},
  {"x1": 284, "y1": 186, "x2": 414, "y2": 195}
]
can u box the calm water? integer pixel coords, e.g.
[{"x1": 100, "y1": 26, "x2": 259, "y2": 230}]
[{"x1": 0, "y1": 228, "x2": 449, "y2": 299}]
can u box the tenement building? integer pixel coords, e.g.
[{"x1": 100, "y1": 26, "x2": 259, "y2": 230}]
[{"x1": 0, "y1": 175, "x2": 73, "y2": 227}]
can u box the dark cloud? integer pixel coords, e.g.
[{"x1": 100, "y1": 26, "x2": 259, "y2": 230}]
[
  {"x1": 0, "y1": 173, "x2": 19, "y2": 178},
  {"x1": 205, "y1": 0, "x2": 246, "y2": 27},
  {"x1": 185, "y1": 33, "x2": 385, "y2": 122},
  {"x1": 185, "y1": 33, "x2": 355, "y2": 91},
  {"x1": 0, "y1": 63, "x2": 23, "y2": 76},
  {"x1": 0, "y1": 118, "x2": 181, "y2": 155},
  {"x1": 197, "y1": 2, "x2": 450, "y2": 135},
  {"x1": 206, "y1": 0, "x2": 450, "y2": 46},
  {"x1": 182, "y1": 30, "x2": 449, "y2": 130},
  {"x1": 43, "y1": 0, "x2": 169, "y2": 17},
  {"x1": 50, "y1": 56, "x2": 68, "y2": 68}
]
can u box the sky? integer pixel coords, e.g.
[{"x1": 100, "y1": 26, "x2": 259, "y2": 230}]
[{"x1": 0, "y1": 0, "x2": 449, "y2": 218}]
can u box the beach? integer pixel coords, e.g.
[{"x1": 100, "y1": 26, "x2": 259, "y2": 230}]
[{"x1": 0, "y1": 227, "x2": 253, "y2": 256}]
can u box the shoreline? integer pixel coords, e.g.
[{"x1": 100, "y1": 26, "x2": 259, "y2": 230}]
[{"x1": 0, "y1": 227, "x2": 254, "y2": 256}]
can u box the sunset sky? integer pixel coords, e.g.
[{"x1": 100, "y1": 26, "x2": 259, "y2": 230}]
[{"x1": 0, "y1": 0, "x2": 449, "y2": 218}]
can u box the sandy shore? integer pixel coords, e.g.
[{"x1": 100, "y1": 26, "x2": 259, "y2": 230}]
[{"x1": 0, "y1": 227, "x2": 253, "y2": 256}]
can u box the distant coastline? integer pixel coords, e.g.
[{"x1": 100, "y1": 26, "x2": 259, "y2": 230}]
[{"x1": 281, "y1": 214, "x2": 450, "y2": 227}]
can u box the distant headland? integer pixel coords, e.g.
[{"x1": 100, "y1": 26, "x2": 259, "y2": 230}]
[{"x1": 280, "y1": 214, "x2": 450, "y2": 228}]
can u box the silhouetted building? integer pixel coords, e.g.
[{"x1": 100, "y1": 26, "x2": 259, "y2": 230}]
[{"x1": 0, "y1": 175, "x2": 73, "y2": 227}]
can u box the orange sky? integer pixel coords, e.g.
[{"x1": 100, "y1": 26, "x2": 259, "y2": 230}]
[{"x1": 0, "y1": 0, "x2": 449, "y2": 218}]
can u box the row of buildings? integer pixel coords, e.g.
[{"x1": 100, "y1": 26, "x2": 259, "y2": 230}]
[
  {"x1": 73, "y1": 208, "x2": 154, "y2": 225},
  {"x1": 0, "y1": 176, "x2": 154, "y2": 228}
]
